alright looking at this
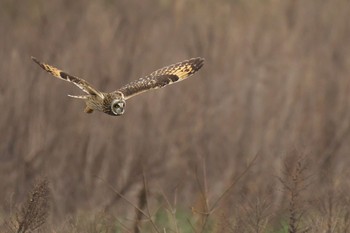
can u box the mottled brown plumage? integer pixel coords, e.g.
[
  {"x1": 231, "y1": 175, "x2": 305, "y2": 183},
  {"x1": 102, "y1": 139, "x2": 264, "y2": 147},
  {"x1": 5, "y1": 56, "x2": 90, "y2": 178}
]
[{"x1": 31, "y1": 56, "x2": 204, "y2": 116}]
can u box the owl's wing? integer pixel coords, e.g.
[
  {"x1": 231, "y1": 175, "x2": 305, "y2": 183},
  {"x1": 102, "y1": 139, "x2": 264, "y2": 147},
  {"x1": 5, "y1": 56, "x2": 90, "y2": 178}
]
[
  {"x1": 116, "y1": 57, "x2": 204, "y2": 100},
  {"x1": 31, "y1": 57, "x2": 104, "y2": 99}
]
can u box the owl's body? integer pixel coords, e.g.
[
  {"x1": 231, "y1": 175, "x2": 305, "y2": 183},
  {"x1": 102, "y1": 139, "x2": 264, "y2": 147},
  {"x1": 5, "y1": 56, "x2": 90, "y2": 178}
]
[
  {"x1": 84, "y1": 92, "x2": 124, "y2": 115},
  {"x1": 31, "y1": 57, "x2": 204, "y2": 116}
]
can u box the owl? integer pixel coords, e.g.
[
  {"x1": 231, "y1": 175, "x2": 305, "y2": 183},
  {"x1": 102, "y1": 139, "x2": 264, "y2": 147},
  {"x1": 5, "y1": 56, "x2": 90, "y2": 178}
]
[{"x1": 31, "y1": 57, "x2": 204, "y2": 116}]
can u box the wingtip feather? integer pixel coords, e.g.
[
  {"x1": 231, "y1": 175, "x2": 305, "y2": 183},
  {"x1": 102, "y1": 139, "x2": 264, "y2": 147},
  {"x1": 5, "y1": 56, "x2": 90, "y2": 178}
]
[
  {"x1": 31, "y1": 56, "x2": 44, "y2": 69},
  {"x1": 31, "y1": 56, "x2": 39, "y2": 64},
  {"x1": 189, "y1": 57, "x2": 205, "y2": 72}
]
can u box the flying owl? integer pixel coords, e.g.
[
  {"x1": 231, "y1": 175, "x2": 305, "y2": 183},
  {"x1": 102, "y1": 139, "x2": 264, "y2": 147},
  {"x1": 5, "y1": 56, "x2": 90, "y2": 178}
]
[{"x1": 31, "y1": 57, "x2": 204, "y2": 116}]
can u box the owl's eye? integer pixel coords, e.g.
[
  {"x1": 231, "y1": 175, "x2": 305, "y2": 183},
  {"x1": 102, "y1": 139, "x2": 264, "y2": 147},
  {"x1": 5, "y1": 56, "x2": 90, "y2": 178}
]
[{"x1": 111, "y1": 99, "x2": 126, "y2": 116}]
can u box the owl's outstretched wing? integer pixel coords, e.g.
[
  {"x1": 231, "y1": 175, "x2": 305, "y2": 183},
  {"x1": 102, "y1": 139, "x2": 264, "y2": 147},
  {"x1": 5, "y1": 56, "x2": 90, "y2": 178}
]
[
  {"x1": 116, "y1": 57, "x2": 204, "y2": 100},
  {"x1": 31, "y1": 57, "x2": 104, "y2": 99}
]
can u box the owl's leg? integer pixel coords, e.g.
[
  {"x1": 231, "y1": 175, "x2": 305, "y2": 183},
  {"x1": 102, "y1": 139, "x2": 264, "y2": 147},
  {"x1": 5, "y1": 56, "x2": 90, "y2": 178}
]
[
  {"x1": 68, "y1": 94, "x2": 88, "y2": 99},
  {"x1": 84, "y1": 106, "x2": 94, "y2": 114}
]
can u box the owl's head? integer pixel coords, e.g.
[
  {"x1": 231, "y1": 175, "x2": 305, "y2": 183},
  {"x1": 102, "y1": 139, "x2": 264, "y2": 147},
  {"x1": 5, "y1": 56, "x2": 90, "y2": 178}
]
[{"x1": 111, "y1": 99, "x2": 126, "y2": 116}]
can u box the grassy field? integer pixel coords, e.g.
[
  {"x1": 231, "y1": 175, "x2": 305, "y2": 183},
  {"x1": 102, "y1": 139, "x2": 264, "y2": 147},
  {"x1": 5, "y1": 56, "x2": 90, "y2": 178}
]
[{"x1": 1, "y1": 0, "x2": 350, "y2": 232}]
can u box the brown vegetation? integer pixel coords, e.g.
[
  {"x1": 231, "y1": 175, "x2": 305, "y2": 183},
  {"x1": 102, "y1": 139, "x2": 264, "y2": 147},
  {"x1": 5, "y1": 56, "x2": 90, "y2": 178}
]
[
  {"x1": 3, "y1": 178, "x2": 50, "y2": 233},
  {"x1": 1, "y1": 0, "x2": 350, "y2": 232}
]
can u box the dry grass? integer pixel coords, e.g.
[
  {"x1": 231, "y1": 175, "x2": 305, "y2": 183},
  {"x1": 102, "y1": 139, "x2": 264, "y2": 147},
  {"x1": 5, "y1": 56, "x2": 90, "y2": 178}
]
[
  {"x1": 3, "y1": 178, "x2": 50, "y2": 233},
  {"x1": 1, "y1": 0, "x2": 350, "y2": 232}
]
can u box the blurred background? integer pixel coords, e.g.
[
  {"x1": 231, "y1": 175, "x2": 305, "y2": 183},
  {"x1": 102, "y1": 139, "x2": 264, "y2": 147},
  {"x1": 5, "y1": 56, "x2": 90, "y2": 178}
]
[{"x1": 1, "y1": 0, "x2": 350, "y2": 231}]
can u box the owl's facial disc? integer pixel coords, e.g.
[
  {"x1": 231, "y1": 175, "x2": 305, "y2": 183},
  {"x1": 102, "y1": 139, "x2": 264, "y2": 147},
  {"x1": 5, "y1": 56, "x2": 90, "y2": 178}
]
[{"x1": 111, "y1": 99, "x2": 126, "y2": 116}]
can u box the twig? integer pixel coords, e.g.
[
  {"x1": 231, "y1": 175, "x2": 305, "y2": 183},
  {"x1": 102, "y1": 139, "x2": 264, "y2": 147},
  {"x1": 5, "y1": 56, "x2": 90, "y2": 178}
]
[
  {"x1": 210, "y1": 153, "x2": 259, "y2": 212},
  {"x1": 96, "y1": 176, "x2": 149, "y2": 219},
  {"x1": 142, "y1": 173, "x2": 162, "y2": 233}
]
